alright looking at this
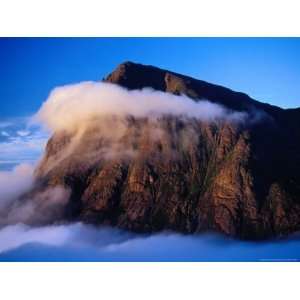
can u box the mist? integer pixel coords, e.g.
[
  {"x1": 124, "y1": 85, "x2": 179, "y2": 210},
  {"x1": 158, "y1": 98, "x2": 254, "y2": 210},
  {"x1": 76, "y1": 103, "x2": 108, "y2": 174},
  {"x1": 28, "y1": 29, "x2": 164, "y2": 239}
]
[
  {"x1": 32, "y1": 81, "x2": 255, "y2": 176},
  {"x1": 0, "y1": 163, "x2": 34, "y2": 211},
  {"x1": 34, "y1": 81, "x2": 247, "y2": 132},
  {"x1": 0, "y1": 223, "x2": 299, "y2": 262},
  {"x1": 0, "y1": 163, "x2": 70, "y2": 226},
  {"x1": 1, "y1": 82, "x2": 250, "y2": 224}
]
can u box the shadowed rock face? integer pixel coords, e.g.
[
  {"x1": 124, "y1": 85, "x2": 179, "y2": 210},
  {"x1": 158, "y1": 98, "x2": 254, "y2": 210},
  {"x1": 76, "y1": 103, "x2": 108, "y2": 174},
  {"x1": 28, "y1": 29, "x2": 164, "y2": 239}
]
[{"x1": 29, "y1": 62, "x2": 300, "y2": 239}]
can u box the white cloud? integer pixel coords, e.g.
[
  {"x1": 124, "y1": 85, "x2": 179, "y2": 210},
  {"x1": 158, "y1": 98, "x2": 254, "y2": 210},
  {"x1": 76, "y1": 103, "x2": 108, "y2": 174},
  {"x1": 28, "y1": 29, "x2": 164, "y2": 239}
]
[
  {"x1": 0, "y1": 223, "x2": 299, "y2": 261},
  {"x1": 0, "y1": 223, "x2": 132, "y2": 254},
  {"x1": 0, "y1": 163, "x2": 34, "y2": 210},
  {"x1": 0, "y1": 118, "x2": 48, "y2": 169},
  {"x1": 17, "y1": 130, "x2": 30, "y2": 137},
  {"x1": 35, "y1": 81, "x2": 247, "y2": 133},
  {"x1": 0, "y1": 162, "x2": 70, "y2": 226},
  {"x1": 1, "y1": 131, "x2": 10, "y2": 137}
]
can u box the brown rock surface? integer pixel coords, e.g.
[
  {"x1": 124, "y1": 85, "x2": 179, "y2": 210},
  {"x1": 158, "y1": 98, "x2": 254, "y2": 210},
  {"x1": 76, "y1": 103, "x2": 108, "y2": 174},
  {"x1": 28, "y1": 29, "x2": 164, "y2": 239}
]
[{"x1": 25, "y1": 62, "x2": 300, "y2": 239}]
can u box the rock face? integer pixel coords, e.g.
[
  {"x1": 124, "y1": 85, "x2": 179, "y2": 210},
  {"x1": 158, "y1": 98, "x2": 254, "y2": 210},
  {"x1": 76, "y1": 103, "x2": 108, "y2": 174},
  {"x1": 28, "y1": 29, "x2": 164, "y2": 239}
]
[{"x1": 32, "y1": 62, "x2": 300, "y2": 239}]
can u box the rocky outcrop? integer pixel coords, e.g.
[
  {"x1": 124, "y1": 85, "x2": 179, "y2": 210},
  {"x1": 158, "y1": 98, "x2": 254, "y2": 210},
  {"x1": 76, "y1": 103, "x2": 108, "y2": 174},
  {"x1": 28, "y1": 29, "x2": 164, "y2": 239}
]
[{"x1": 29, "y1": 62, "x2": 300, "y2": 239}]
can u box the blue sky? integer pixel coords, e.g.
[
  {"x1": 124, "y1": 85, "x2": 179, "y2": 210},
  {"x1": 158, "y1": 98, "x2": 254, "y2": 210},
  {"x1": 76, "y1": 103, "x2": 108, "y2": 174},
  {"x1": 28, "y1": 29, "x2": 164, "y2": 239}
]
[
  {"x1": 1, "y1": 38, "x2": 300, "y2": 169},
  {"x1": 0, "y1": 38, "x2": 300, "y2": 119}
]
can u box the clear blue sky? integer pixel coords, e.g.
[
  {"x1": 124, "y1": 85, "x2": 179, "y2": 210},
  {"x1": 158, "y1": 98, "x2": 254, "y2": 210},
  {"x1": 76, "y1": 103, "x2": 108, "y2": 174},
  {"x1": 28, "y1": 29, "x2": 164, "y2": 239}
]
[{"x1": 0, "y1": 38, "x2": 300, "y2": 118}]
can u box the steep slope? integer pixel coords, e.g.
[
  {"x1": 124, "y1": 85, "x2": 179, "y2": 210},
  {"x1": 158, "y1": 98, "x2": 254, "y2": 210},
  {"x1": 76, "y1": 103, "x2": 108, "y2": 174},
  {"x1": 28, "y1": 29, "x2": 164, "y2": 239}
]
[
  {"x1": 105, "y1": 62, "x2": 282, "y2": 116},
  {"x1": 23, "y1": 62, "x2": 300, "y2": 239}
]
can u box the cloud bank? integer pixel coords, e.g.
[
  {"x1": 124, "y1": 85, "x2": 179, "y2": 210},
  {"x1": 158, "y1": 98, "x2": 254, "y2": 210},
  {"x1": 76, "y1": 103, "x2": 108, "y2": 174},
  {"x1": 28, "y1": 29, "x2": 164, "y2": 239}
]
[
  {"x1": 0, "y1": 223, "x2": 300, "y2": 262},
  {"x1": 35, "y1": 81, "x2": 247, "y2": 132},
  {"x1": 31, "y1": 81, "x2": 250, "y2": 174},
  {"x1": 0, "y1": 163, "x2": 34, "y2": 211},
  {"x1": 0, "y1": 163, "x2": 70, "y2": 226}
]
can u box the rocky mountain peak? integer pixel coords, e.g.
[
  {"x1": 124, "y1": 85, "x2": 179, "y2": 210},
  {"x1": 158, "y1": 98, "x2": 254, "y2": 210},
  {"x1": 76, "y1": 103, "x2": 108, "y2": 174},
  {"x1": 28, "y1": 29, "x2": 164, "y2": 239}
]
[{"x1": 11, "y1": 62, "x2": 300, "y2": 240}]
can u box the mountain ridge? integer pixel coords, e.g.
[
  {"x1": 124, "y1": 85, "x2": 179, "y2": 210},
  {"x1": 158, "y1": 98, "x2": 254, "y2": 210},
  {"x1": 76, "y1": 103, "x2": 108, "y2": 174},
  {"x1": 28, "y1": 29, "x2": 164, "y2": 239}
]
[
  {"x1": 12, "y1": 62, "x2": 300, "y2": 240},
  {"x1": 105, "y1": 61, "x2": 294, "y2": 114}
]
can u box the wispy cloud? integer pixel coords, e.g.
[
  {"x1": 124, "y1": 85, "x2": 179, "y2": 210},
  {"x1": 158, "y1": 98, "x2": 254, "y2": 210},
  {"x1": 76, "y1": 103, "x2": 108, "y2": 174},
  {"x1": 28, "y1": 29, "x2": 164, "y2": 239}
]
[
  {"x1": 17, "y1": 130, "x2": 31, "y2": 137},
  {"x1": 0, "y1": 163, "x2": 34, "y2": 211},
  {"x1": 0, "y1": 117, "x2": 48, "y2": 170},
  {"x1": 1, "y1": 131, "x2": 10, "y2": 137},
  {"x1": 0, "y1": 223, "x2": 299, "y2": 262}
]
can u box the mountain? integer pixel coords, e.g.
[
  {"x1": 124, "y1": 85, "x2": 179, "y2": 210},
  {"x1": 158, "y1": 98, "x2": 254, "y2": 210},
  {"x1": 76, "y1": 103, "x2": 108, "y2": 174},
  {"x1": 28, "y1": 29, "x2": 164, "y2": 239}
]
[{"x1": 23, "y1": 62, "x2": 300, "y2": 239}]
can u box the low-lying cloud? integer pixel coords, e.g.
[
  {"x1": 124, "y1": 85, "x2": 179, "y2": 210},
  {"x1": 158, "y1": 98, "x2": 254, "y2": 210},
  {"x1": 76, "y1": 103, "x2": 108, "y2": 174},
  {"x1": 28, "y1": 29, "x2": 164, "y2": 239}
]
[
  {"x1": 0, "y1": 223, "x2": 300, "y2": 262},
  {"x1": 0, "y1": 163, "x2": 70, "y2": 226},
  {"x1": 0, "y1": 163, "x2": 34, "y2": 211},
  {"x1": 35, "y1": 81, "x2": 247, "y2": 133}
]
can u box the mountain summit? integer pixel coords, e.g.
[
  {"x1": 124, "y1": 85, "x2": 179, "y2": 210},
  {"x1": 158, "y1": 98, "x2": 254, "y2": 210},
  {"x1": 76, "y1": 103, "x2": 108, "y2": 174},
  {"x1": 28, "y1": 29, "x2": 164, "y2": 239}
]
[
  {"x1": 17, "y1": 62, "x2": 300, "y2": 239},
  {"x1": 106, "y1": 62, "x2": 282, "y2": 114}
]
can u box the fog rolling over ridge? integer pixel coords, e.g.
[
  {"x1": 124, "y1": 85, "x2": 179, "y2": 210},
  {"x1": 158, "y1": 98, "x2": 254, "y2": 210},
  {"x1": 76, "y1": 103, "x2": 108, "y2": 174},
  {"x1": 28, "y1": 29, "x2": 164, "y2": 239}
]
[
  {"x1": 1, "y1": 62, "x2": 300, "y2": 256},
  {"x1": 35, "y1": 80, "x2": 247, "y2": 132},
  {"x1": 1, "y1": 80, "x2": 248, "y2": 226},
  {"x1": 33, "y1": 81, "x2": 250, "y2": 177}
]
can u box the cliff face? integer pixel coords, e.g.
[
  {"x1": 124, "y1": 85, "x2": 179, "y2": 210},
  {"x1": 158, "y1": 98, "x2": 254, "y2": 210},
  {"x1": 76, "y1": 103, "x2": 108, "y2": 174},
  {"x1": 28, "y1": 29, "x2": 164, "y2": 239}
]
[{"x1": 32, "y1": 62, "x2": 300, "y2": 239}]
